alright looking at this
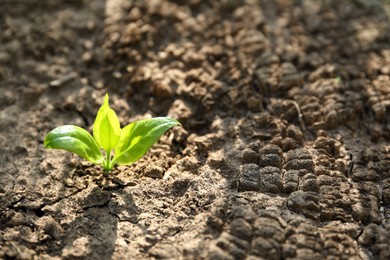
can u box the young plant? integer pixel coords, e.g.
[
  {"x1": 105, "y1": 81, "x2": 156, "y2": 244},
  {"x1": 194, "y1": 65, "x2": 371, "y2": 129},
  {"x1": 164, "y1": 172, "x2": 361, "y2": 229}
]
[{"x1": 44, "y1": 94, "x2": 181, "y2": 172}]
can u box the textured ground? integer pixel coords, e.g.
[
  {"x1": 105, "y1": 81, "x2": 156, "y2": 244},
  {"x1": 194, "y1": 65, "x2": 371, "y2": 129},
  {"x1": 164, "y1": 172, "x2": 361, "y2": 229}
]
[{"x1": 1, "y1": 0, "x2": 390, "y2": 259}]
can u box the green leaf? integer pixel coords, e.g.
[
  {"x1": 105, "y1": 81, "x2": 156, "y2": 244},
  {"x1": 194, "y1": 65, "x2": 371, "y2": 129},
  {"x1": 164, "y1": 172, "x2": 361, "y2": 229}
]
[
  {"x1": 114, "y1": 117, "x2": 181, "y2": 165},
  {"x1": 44, "y1": 125, "x2": 104, "y2": 164},
  {"x1": 93, "y1": 93, "x2": 121, "y2": 152}
]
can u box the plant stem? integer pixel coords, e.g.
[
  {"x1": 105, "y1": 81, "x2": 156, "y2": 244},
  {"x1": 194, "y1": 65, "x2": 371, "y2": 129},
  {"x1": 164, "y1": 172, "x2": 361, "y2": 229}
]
[
  {"x1": 103, "y1": 150, "x2": 111, "y2": 171},
  {"x1": 109, "y1": 157, "x2": 117, "y2": 170}
]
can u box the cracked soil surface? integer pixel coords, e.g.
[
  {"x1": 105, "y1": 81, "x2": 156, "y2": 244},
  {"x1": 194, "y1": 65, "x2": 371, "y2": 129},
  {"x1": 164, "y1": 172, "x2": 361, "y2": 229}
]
[{"x1": 1, "y1": 0, "x2": 390, "y2": 259}]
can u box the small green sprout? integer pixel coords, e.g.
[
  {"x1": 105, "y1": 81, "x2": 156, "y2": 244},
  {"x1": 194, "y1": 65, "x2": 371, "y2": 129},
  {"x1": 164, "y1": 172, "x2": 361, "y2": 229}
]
[
  {"x1": 334, "y1": 76, "x2": 341, "y2": 84},
  {"x1": 44, "y1": 94, "x2": 181, "y2": 172}
]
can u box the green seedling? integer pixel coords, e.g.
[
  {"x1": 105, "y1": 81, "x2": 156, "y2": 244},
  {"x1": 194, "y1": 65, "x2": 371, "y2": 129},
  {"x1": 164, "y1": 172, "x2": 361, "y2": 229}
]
[
  {"x1": 44, "y1": 94, "x2": 181, "y2": 172},
  {"x1": 334, "y1": 76, "x2": 341, "y2": 84}
]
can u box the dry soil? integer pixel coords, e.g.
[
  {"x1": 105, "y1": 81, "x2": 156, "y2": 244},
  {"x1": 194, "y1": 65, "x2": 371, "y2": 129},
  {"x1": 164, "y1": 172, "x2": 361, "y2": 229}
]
[{"x1": 1, "y1": 0, "x2": 390, "y2": 259}]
